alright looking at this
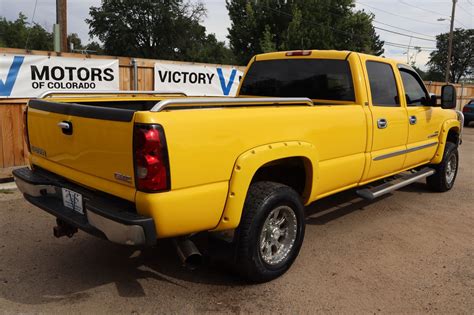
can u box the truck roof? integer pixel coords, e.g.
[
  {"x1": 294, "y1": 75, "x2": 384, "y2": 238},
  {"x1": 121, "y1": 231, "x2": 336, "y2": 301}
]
[{"x1": 254, "y1": 50, "x2": 411, "y2": 69}]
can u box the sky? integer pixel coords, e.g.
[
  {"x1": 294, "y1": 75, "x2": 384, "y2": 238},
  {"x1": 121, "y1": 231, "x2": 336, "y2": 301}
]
[{"x1": 1, "y1": 0, "x2": 473, "y2": 69}]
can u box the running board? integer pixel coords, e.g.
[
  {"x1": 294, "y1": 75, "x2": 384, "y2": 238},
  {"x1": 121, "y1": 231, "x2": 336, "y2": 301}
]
[{"x1": 356, "y1": 168, "x2": 435, "y2": 200}]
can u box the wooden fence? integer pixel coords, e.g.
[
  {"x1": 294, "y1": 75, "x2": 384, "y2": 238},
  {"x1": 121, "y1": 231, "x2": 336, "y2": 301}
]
[{"x1": 1, "y1": 47, "x2": 473, "y2": 169}]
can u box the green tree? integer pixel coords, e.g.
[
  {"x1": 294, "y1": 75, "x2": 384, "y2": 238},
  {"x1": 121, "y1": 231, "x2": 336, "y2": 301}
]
[
  {"x1": 427, "y1": 28, "x2": 474, "y2": 83},
  {"x1": 1, "y1": 13, "x2": 103, "y2": 54},
  {"x1": 87, "y1": 0, "x2": 234, "y2": 63},
  {"x1": 0, "y1": 13, "x2": 53, "y2": 50},
  {"x1": 226, "y1": 0, "x2": 384, "y2": 65},
  {"x1": 85, "y1": 41, "x2": 105, "y2": 54},
  {"x1": 67, "y1": 33, "x2": 84, "y2": 51},
  {"x1": 260, "y1": 25, "x2": 276, "y2": 53}
]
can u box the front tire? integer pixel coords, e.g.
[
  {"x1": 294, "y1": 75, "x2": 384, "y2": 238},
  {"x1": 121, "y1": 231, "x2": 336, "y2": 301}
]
[
  {"x1": 234, "y1": 181, "x2": 305, "y2": 283},
  {"x1": 427, "y1": 142, "x2": 459, "y2": 192}
]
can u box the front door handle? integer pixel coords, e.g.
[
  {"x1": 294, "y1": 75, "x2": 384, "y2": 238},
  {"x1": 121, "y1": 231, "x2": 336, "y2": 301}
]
[
  {"x1": 409, "y1": 115, "x2": 417, "y2": 125},
  {"x1": 377, "y1": 118, "x2": 388, "y2": 129}
]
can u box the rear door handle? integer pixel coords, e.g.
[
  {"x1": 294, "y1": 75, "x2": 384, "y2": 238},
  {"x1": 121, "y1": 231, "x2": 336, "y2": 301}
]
[
  {"x1": 377, "y1": 118, "x2": 388, "y2": 129},
  {"x1": 409, "y1": 115, "x2": 417, "y2": 125}
]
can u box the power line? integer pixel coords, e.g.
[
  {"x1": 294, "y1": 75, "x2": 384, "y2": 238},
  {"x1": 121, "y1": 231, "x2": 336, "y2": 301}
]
[
  {"x1": 457, "y1": 3, "x2": 474, "y2": 18},
  {"x1": 398, "y1": 0, "x2": 470, "y2": 29},
  {"x1": 263, "y1": 3, "x2": 436, "y2": 43},
  {"x1": 384, "y1": 41, "x2": 437, "y2": 51},
  {"x1": 260, "y1": 4, "x2": 438, "y2": 54},
  {"x1": 25, "y1": 0, "x2": 39, "y2": 50},
  {"x1": 398, "y1": 0, "x2": 450, "y2": 18},
  {"x1": 373, "y1": 25, "x2": 436, "y2": 42},
  {"x1": 299, "y1": 1, "x2": 439, "y2": 41},
  {"x1": 357, "y1": 1, "x2": 450, "y2": 26},
  {"x1": 373, "y1": 21, "x2": 436, "y2": 39}
]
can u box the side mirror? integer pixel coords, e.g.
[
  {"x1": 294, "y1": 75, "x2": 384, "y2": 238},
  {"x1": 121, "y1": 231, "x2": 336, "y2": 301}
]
[{"x1": 441, "y1": 85, "x2": 457, "y2": 109}]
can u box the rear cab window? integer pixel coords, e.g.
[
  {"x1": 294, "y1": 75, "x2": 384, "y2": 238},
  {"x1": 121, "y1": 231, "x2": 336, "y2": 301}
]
[{"x1": 239, "y1": 59, "x2": 355, "y2": 103}]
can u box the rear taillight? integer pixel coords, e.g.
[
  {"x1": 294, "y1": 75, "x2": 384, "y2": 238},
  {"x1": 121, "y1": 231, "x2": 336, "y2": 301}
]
[
  {"x1": 462, "y1": 106, "x2": 470, "y2": 113},
  {"x1": 133, "y1": 124, "x2": 170, "y2": 192},
  {"x1": 23, "y1": 107, "x2": 31, "y2": 153}
]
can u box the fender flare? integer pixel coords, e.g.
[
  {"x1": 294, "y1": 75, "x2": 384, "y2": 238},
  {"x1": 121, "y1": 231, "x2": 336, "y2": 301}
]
[
  {"x1": 212, "y1": 141, "x2": 318, "y2": 231},
  {"x1": 430, "y1": 119, "x2": 461, "y2": 164}
]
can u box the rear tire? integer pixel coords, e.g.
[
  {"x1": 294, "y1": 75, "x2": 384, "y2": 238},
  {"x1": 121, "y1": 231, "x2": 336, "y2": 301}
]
[
  {"x1": 464, "y1": 120, "x2": 470, "y2": 127},
  {"x1": 427, "y1": 142, "x2": 459, "y2": 192},
  {"x1": 234, "y1": 181, "x2": 305, "y2": 283}
]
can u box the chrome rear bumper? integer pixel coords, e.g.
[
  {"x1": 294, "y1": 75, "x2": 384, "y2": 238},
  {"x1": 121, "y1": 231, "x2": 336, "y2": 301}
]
[{"x1": 13, "y1": 167, "x2": 156, "y2": 246}]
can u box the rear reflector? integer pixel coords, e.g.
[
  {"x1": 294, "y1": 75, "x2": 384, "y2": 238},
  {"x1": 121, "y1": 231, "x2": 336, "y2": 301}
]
[
  {"x1": 286, "y1": 50, "x2": 312, "y2": 56},
  {"x1": 133, "y1": 124, "x2": 170, "y2": 192}
]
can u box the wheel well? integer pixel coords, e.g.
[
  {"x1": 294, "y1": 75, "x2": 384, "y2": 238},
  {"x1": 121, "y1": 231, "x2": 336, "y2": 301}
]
[
  {"x1": 251, "y1": 157, "x2": 312, "y2": 201},
  {"x1": 447, "y1": 128, "x2": 460, "y2": 145}
]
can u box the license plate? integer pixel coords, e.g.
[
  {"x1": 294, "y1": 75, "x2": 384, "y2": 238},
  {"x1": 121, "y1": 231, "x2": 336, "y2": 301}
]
[{"x1": 61, "y1": 188, "x2": 84, "y2": 214}]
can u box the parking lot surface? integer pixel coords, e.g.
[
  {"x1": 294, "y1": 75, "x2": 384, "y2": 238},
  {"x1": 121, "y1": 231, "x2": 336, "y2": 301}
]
[{"x1": 1, "y1": 128, "x2": 473, "y2": 314}]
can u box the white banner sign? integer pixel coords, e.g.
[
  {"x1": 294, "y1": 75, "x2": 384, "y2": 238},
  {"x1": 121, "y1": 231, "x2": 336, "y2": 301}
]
[
  {"x1": 0, "y1": 54, "x2": 119, "y2": 98},
  {"x1": 154, "y1": 62, "x2": 243, "y2": 96}
]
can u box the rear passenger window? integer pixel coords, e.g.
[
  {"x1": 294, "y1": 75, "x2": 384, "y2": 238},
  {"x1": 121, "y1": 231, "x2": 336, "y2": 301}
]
[{"x1": 366, "y1": 61, "x2": 400, "y2": 107}]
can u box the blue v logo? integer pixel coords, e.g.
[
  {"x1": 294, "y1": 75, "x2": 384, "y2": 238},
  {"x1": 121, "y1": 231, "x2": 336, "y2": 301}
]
[
  {"x1": 0, "y1": 56, "x2": 24, "y2": 96},
  {"x1": 217, "y1": 68, "x2": 237, "y2": 96}
]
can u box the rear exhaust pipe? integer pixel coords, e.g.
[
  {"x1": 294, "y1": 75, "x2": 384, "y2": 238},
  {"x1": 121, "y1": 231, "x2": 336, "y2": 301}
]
[{"x1": 173, "y1": 238, "x2": 202, "y2": 270}]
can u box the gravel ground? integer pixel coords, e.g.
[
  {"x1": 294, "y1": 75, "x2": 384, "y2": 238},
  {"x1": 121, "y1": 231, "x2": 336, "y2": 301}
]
[{"x1": 0, "y1": 128, "x2": 473, "y2": 314}]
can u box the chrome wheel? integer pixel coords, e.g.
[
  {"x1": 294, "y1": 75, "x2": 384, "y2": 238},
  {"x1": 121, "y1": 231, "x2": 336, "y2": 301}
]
[
  {"x1": 445, "y1": 154, "x2": 457, "y2": 185},
  {"x1": 259, "y1": 205, "x2": 297, "y2": 266}
]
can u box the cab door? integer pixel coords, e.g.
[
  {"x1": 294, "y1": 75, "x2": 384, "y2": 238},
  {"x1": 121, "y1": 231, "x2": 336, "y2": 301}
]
[
  {"x1": 398, "y1": 67, "x2": 442, "y2": 168},
  {"x1": 363, "y1": 60, "x2": 409, "y2": 181}
]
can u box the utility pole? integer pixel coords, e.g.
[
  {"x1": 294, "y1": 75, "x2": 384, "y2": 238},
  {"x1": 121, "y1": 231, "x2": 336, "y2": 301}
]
[
  {"x1": 56, "y1": 0, "x2": 68, "y2": 52},
  {"x1": 406, "y1": 36, "x2": 413, "y2": 64},
  {"x1": 445, "y1": 0, "x2": 457, "y2": 83}
]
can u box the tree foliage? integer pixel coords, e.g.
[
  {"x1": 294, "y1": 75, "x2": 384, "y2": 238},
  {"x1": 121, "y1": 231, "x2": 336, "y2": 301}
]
[
  {"x1": 87, "y1": 0, "x2": 235, "y2": 64},
  {"x1": 226, "y1": 0, "x2": 384, "y2": 65},
  {"x1": 427, "y1": 28, "x2": 473, "y2": 83},
  {"x1": 0, "y1": 13, "x2": 104, "y2": 54},
  {"x1": 0, "y1": 13, "x2": 53, "y2": 50}
]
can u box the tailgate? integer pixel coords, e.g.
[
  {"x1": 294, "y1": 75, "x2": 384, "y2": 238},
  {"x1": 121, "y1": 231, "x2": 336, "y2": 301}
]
[{"x1": 27, "y1": 100, "x2": 137, "y2": 201}]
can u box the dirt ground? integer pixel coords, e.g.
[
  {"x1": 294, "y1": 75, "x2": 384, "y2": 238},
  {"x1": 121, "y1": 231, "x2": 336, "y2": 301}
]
[{"x1": 1, "y1": 128, "x2": 473, "y2": 314}]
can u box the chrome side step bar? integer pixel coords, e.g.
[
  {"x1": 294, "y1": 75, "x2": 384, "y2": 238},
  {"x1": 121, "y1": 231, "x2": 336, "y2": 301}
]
[{"x1": 356, "y1": 167, "x2": 435, "y2": 200}]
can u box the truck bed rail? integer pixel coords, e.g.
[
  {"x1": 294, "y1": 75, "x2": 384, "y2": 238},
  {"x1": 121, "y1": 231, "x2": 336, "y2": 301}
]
[
  {"x1": 39, "y1": 90, "x2": 187, "y2": 99},
  {"x1": 151, "y1": 97, "x2": 314, "y2": 112}
]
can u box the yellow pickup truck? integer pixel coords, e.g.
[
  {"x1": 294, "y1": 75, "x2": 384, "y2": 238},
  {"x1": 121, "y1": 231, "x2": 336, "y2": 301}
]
[{"x1": 14, "y1": 50, "x2": 463, "y2": 282}]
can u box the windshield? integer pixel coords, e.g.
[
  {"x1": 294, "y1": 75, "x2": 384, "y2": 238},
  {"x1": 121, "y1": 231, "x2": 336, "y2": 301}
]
[{"x1": 239, "y1": 59, "x2": 355, "y2": 101}]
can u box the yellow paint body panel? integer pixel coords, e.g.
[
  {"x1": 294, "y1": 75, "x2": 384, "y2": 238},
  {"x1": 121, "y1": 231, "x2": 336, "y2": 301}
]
[
  {"x1": 27, "y1": 108, "x2": 136, "y2": 200},
  {"x1": 214, "y1": 141, "x2": 318, "y2": 231},
  {"x1": 430, "y1": 118, "x2": 460, "y2": 164},
  {"x1": 135, "y1": 181, "x2": 228, "y2": 237},
  {"x1": 26, "y1": 50, "x2": 461, "y2": 239}
]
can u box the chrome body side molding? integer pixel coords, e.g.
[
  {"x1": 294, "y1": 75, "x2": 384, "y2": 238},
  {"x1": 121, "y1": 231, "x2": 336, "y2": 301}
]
[{"x1": 373, "y1": 142, "x2": 438, "y2": 161}]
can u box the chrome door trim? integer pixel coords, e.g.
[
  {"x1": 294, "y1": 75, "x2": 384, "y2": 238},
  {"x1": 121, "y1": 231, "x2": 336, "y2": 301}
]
[{"x1": 373, "y1": 142, "x2": 438, "y2": 161}]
